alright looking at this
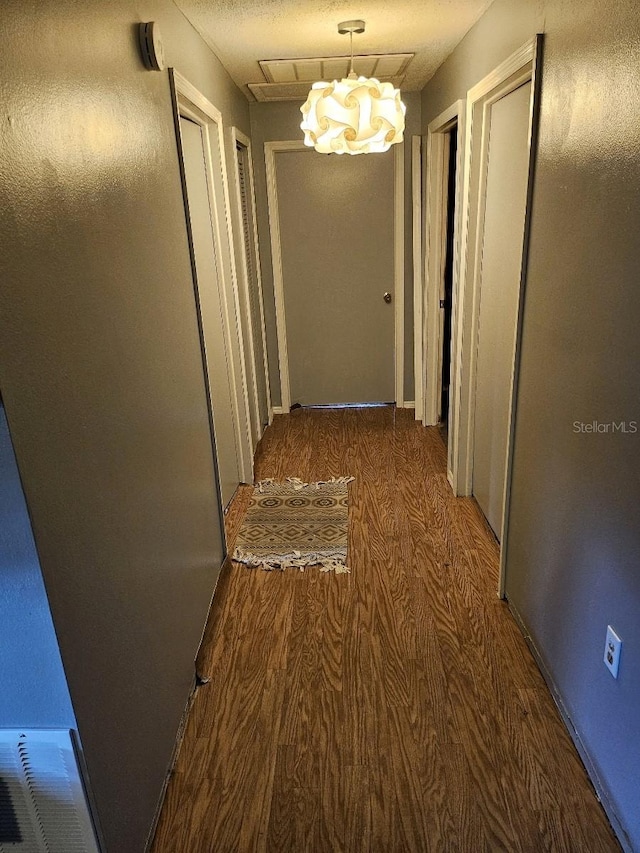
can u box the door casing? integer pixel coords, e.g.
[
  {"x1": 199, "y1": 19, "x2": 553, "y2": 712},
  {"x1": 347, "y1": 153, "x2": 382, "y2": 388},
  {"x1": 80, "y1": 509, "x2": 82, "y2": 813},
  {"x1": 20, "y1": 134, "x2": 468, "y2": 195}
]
[
  {"x1": 447, "y1": 36, "x2": 543, "y2": 595},
  {"x1": 170, "y1": 70, "x2": 254, "y2": 488},
  {"x1": 265, "y1": 140, "x2": 405, "y2": 411},
  {"x1": 421, "y1": 99, "x2": 466, "y2": 494},
  {"x1": 411, "y1": 135, "x2": 423, "y2": 421},
  {"x1": 230, "y1": 126, "x2": 272, "y2": 442}
]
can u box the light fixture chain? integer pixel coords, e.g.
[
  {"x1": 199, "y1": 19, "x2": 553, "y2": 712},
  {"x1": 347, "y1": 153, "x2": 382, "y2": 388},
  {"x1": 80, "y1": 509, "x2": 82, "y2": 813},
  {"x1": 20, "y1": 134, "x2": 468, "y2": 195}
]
[{"x1": 350, "y1": 31, "x2": 354, "y2": 74}]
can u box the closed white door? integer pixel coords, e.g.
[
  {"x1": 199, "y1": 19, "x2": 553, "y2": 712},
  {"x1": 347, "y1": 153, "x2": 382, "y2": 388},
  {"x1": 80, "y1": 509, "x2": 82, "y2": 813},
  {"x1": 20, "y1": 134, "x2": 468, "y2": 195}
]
[
  {"x1": 472, "y1": 82, "x2": 531, "y2": 537},
  {"x1": 180, "y1": 116, "x2": 240, "y2": 507},
  {"x1": 275, "y1": 149, "x2": 395, "y2": 406}
]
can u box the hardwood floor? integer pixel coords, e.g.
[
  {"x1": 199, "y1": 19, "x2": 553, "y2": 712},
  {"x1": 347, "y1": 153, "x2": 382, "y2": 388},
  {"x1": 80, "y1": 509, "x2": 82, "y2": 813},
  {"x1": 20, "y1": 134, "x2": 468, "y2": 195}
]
[{"x1": 151, "y1": 406, "x2": 620, "y2": 853}]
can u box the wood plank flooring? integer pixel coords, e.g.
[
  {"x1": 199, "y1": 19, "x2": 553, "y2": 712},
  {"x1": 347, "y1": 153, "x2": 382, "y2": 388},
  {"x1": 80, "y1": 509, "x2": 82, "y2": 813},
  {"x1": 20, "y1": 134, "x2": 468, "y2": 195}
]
[{"x1": 151, "y1": 406, "x2": 620, "y2": 853}]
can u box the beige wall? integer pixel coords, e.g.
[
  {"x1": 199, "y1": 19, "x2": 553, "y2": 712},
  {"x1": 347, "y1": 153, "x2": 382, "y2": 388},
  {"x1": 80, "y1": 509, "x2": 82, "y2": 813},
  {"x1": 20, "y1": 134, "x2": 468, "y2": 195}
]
[
  {"x1": 420, "y1": 0, "x2": 544, "y2": 125},
  {"x1": 250, "y1": 92, "x2": 421, "y2": 406},
  {"x1": 422, "y1": 1, "x2": 640, "y2": 848},
  {"x1": 0, "y1": 2, "x2": 249, "y2": 851}
]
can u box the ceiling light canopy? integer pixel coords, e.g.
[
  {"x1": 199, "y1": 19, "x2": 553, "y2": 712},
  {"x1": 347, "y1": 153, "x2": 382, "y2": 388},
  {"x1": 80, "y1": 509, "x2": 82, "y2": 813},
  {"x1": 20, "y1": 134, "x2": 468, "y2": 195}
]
[{"x1": 300, "y1": 21, "x2": 406, "y2": 155}]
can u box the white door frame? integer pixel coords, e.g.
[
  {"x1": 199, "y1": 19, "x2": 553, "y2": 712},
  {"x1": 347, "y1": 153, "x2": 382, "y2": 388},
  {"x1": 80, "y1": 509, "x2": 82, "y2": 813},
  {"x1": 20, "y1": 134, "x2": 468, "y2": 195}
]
[
  {"x1": 230, "y1": 126, "x2": 272, "y2": 442},
  {"x1": 264, "y1": 140, "x2": 405, "y2": 411},
  {"x1": 447, "y1": 36, "x2": 542, "y2": 595},
  {"x1": 421, "y1": 101, "x2": 466, "y2": 483},
  {"x1": 411, "y1": 135, "x2": 423, "y2": 420},
  {"x1": 170, "y1": 69, "x2": 254, "y2": 484},
  {"x1": 393, "y1": 143, "x2": 405, "y2": 408}
]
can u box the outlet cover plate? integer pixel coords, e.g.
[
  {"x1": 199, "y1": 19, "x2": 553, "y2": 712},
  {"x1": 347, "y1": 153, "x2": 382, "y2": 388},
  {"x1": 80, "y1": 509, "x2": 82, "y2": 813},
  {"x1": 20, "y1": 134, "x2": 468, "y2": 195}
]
[{"x1": 604, "y1": 625, "x2": 622, "y2": 678}]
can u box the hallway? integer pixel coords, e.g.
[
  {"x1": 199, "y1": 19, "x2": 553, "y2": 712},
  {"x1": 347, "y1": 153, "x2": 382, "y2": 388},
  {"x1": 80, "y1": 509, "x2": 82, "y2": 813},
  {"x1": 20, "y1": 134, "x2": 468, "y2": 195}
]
[{"x1": 151, "y1": 407, "x2": 619, "y2": 852}]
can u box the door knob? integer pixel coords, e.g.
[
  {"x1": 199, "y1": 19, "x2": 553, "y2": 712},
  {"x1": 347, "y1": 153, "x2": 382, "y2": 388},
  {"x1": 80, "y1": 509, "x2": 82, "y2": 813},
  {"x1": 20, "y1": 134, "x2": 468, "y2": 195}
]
[{"x1": 383, "y1": 292, "x2": 392, "y2": 303}]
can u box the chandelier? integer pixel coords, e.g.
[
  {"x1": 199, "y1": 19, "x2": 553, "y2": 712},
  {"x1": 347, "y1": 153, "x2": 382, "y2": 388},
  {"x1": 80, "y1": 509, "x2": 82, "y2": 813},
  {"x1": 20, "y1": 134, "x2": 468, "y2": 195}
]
[{"x1": 300, "y1": 20, "x2": 406, "y2": 155}]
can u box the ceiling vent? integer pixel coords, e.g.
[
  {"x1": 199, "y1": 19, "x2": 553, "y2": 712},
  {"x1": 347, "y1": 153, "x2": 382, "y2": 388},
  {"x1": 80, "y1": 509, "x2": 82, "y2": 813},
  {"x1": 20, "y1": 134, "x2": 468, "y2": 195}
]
[{"x1": 249, "y1": 53, "x2": 413, "y2": 102}]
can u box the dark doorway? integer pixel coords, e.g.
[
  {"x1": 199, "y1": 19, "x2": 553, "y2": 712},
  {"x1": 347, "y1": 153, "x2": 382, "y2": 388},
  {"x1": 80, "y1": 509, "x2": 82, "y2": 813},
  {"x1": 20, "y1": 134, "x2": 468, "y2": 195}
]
[{"x1": 440, "y1": 127, "x2": 458, "y2": 438}]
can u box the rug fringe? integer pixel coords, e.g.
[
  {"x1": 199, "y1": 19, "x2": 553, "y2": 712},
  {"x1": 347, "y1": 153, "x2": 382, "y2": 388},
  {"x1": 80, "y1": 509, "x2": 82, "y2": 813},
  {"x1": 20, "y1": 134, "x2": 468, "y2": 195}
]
[
  {"x1": 256, "y1": 476, "x2": 354, "y2": 492},
  {"x1": 233, "y1": 548, "x2": 350, "y2": 574}
]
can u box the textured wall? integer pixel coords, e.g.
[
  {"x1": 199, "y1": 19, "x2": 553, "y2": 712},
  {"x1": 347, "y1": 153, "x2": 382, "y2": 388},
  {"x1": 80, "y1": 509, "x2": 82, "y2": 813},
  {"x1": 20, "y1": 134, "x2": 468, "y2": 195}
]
[
  {"x1": 250, "y1": 94, "x2": 421, "y2": 406},
  {"x1": 0, "y1": 2, "x2": 248, "y2": 851},
  {"x1": 421, "y1": 1, "x2": 640, "y2": 848},
  {"x1": 420, "y1": 0, "x2": 544, "y2": 125}
]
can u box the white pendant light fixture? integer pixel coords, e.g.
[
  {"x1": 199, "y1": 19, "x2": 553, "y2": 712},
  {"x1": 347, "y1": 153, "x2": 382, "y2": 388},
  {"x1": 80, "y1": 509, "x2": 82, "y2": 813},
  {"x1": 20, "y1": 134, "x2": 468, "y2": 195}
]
[{"x1": 300, "y1": 20, "x2": 406, "y2": 155}]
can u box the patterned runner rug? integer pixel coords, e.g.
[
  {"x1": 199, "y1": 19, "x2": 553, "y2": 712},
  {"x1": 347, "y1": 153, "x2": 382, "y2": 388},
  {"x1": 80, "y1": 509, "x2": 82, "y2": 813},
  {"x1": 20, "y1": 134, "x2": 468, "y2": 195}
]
[{"x1": 232, "y1": 477, "x2": 353, "y2": 573}]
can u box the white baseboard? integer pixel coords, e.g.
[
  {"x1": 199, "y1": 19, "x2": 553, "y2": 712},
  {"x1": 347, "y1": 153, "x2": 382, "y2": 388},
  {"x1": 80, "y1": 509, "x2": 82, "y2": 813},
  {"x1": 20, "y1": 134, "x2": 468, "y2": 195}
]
[
  {"x1": 271, "y1": 406, "x2": 287, "y2": 416},
  {"x1": 403, "y1": 401, "x2": 415, "y2": 409}
]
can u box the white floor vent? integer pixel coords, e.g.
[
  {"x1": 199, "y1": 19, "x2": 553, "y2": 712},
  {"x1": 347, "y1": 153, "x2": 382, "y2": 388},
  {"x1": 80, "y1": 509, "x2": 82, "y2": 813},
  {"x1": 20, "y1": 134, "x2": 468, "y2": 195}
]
[{"x1": 0, "y1": 730, "x2": 99, "y2": 853}]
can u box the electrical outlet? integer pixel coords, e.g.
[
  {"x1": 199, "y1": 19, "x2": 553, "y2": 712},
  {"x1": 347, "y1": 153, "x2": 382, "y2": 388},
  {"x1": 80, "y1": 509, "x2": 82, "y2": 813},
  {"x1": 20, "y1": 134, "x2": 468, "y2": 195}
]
[{"x1": 604, "y1": 625, "x2": 622, "y2": 678}]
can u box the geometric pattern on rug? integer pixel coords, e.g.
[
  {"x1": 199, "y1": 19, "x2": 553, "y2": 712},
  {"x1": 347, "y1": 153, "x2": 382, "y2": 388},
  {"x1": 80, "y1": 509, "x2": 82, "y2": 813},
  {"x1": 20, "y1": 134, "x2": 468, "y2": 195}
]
[{"x1": 232, "y1": 477, "x2": 353, "y2": 573}]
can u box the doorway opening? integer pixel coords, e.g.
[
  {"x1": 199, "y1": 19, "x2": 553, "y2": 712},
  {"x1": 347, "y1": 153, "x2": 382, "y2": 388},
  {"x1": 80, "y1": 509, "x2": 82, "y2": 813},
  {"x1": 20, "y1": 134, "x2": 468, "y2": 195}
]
[
  {"x1": 439, "y1": 126, "x2": 457, "y2": 444},
  {"x1": 421, "y1": 98, "x2": 465, "y2": 488}
]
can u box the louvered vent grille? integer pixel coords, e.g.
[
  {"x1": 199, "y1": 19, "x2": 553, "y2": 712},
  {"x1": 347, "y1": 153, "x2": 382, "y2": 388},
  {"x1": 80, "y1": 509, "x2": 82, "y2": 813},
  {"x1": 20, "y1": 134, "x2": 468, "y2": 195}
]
[
  {"x1": 259, "y1": 53, "x2": 413, "y2": 83},
  {"x1": 248, "y1": 53, "x2": 413, "y2": 102},
  {"x1": 235, "y1": 142, "x2": 268, "y2": 426},
  {"x1": 248, "y1": 77, "x2": 406, "y2": 103},
  {"x1": 0, "y1": 731, "x2": 99, "y2": 853}
]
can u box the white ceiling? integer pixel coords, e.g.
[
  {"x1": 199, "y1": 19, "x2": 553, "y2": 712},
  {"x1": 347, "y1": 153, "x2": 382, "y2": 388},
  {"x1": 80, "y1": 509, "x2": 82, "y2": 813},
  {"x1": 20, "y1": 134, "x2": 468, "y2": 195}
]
[{"x1": 174, "y1": 0, "x2": 494, "y2": 101}]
